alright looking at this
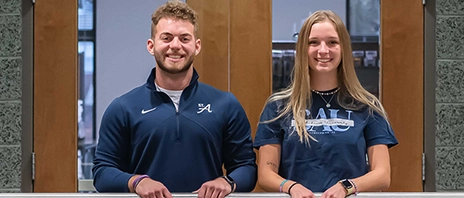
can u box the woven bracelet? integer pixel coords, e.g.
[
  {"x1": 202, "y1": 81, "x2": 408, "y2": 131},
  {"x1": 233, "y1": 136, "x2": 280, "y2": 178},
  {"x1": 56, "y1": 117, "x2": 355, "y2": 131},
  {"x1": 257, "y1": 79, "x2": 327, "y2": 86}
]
[
  {"x1": 279, "y1": 179, "x2": 288, "y2": 192},
  {"x1": 132, "y1": 175, "x2": 150, "y2": 191}
]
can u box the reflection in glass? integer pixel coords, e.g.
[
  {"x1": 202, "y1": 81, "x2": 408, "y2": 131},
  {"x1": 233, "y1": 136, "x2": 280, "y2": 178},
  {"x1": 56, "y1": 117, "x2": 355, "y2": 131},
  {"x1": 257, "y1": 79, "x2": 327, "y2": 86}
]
[
  {"x1": 348, "y1": 0, "x2": 380, "y2": 37},
  {"x1": 272, "y1": 50, "x2": 295, "y2": 92},
  {"x1": 78, "y1": 0, "x2": 96, "y2": 181},
  {"x1": 349, "y1": 0, "x2": 380, "y2": 97}
]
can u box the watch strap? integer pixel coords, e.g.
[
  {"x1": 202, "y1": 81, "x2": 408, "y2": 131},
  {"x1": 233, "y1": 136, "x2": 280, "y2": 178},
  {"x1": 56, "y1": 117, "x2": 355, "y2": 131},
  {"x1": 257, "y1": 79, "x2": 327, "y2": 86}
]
[
  {"x1": 339, "y1": 179, "x2": 355, "y2": 195},
  {"x1": 221, "y1": 175, "x2": 235, "y2": 193}
]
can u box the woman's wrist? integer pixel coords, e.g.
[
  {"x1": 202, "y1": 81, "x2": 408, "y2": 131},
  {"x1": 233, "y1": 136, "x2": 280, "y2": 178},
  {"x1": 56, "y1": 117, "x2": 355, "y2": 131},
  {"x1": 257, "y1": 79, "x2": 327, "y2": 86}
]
[
  {"x1": 339, "y1": 179, "x2": 357, "y2": 196},
  {"x1": 349, "y1": 179, "x2": 358, "y2": 195},
  {"x1": 287, "y1": 182, "x2": 299, "y2": 195},
  {"x1": 279, "y1": 179, "x2": 288, "y2": 192}
]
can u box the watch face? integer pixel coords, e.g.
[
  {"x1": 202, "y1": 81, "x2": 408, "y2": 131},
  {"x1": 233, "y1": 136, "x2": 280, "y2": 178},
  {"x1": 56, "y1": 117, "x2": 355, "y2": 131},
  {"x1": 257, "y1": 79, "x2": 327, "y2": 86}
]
[{"x1": 342, "y1": 180, "x2": 353, "y2": 189}]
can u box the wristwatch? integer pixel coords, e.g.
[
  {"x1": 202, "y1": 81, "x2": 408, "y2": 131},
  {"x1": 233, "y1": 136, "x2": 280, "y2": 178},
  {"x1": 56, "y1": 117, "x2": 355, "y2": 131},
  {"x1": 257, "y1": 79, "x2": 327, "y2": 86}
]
[
  {"x1": 339, "y1": 179, "x2": 355, "y2": 195},
  {"x1": 221, "y1": 175, "x2": 236, "y2": 193}
]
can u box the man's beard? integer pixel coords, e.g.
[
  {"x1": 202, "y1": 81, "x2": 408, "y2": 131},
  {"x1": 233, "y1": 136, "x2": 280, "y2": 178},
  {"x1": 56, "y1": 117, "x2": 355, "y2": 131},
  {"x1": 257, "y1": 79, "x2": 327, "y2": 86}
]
[{"x1": 154, "y1": 52, "x2": 194, "y2": 74}]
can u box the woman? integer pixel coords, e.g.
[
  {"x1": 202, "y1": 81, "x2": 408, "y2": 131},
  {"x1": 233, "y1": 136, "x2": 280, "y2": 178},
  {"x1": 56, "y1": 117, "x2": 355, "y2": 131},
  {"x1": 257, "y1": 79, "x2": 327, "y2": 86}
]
[{"x1": 254, "y1": 10, "x2": 398, "y2": 198}]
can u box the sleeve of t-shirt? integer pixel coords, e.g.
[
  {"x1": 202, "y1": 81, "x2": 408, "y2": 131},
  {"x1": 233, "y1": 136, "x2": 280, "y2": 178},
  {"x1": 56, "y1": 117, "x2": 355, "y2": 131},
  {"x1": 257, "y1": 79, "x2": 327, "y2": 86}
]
[
  {"x1": 364, "y1": 111, "x2": 399, "y2": 148},
  {"x1": 253, "y1": 101, "x2": 285, "y2": 149}
]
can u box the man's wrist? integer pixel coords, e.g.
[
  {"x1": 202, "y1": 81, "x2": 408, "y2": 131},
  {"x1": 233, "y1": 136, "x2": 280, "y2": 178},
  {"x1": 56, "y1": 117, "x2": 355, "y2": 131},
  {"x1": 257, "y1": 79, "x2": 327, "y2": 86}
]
[
  {"x1": 132, "y1": 175, "x2": 150, "y2": 192},
  {"x1": 220, "y1": 175, "x2": 236, "y2": 193}
]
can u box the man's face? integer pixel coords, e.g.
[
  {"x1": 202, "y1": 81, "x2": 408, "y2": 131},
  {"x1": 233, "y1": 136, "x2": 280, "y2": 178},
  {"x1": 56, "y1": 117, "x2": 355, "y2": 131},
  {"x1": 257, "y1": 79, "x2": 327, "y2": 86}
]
[{"x1": 147, "y1": 18, "x2": 201, "y2": 74}]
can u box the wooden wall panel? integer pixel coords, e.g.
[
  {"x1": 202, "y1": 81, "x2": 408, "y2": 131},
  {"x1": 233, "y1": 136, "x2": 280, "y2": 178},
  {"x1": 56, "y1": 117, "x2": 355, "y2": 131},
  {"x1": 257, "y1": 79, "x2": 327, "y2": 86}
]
[
  {"x1": 188, "y1": 0, "x2": 272, "y2": 192},
  {"x1": 187, "y1": 0, "x2": 229, "y2": 91},
  {"x1": 188, "y1": 0, "x2": 272, "y2": 136},
  {"x1": 230, "y1": 1, "x2": 272, "y2": 138},
  {"x1": 34, "y1": 0, "x2": 78, "y2": 192},
  {"x1": 380, "y1": 0, "x2": 424, "y2": 192},
  {"x1": 230, "y1": 0, "x2": 272, "y2": 192}
]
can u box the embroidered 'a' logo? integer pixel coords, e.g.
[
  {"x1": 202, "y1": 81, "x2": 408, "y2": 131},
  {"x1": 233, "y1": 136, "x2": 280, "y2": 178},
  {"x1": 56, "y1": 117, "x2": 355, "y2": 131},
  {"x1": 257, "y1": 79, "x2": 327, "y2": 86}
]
[{"x1": 197, "y1": 103, "x2": 212, "y2": 114}]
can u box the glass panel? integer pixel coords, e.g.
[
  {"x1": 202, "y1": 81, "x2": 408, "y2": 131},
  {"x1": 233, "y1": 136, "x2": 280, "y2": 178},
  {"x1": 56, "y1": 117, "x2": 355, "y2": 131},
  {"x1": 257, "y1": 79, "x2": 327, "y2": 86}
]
[
  {"x1": 77, "y1": 0, "x2": 96, "y2": 185},
  {"x1": 349, "y1": 0, "x2": 380, "y2": 37},
  {"x1": 78, "y1": 41, "x2": 96, "y2": 180},
  {"x1": 78, "y1": 0, "x2": 94, "y2": 30},
  {"x1": 272, "y1": 49, "x2": 295, "y2": 92},
  {"x1": 349, "y1": 0, "x2": 380, "y2": 97}
]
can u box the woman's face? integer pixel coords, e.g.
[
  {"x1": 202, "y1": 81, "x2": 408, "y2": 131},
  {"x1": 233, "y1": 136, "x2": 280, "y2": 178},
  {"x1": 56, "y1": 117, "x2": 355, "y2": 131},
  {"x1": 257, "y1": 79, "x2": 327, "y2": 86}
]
[{"x1": 307, "y1": 21, "x2": 341, "y2": 75}]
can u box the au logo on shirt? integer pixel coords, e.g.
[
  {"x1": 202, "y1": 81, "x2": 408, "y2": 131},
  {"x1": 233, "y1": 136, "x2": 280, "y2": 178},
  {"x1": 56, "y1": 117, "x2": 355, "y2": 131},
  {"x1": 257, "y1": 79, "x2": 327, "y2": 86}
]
[
  {"x1": 197, "y1": 103, "x2": 212, "y2": 114},
  {"x1": 291, "y1": 108, "x2": 354, "y2": 133}
]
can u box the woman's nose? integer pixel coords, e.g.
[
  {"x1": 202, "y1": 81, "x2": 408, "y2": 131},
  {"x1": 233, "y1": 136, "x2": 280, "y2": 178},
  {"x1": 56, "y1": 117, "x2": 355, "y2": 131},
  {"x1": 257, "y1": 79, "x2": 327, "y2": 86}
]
[{"x1": 318, "y1": 42, "x2": 329, "y2": 53}]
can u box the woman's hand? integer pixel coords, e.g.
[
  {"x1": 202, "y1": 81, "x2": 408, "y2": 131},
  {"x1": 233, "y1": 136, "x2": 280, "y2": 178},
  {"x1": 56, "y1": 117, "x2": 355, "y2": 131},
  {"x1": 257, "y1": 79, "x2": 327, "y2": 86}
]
[
  {"x1": 319, "y1": 182, "x2": 347, "y2": 198},
  {"x1": 288, "y1": 183, "x2": 317, "y2": 198}
]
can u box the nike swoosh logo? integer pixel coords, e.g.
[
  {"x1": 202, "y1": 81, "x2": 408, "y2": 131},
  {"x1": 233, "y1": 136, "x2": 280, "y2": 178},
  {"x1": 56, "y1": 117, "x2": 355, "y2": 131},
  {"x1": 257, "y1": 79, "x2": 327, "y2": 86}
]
[{"x1": 141, "y1": 107, "x2": 157, "y2": 114}]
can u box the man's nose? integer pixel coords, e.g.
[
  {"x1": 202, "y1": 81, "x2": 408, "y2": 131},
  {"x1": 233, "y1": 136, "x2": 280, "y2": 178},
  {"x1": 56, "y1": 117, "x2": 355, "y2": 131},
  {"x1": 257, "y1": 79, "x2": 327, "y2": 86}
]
[{"x1": 170, "y1": 37, "x2": 181, "y2": 49}]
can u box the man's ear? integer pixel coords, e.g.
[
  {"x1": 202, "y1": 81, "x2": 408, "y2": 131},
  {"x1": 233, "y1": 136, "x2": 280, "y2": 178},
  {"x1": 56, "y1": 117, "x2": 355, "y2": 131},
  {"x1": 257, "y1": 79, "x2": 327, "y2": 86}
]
[
  {"x1": 195, "y1": 39, "x2": 201, "y2": 55},
  {"x1": 147, "y1": 39, "x2": 155, "y2": 55}
]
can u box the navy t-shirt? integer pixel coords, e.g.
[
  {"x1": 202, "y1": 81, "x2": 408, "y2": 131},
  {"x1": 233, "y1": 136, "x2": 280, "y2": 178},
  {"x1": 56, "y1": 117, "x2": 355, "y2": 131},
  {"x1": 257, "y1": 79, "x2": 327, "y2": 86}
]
[{"x1": 253, "y1": 92, "x2": 398, "y2": 192}]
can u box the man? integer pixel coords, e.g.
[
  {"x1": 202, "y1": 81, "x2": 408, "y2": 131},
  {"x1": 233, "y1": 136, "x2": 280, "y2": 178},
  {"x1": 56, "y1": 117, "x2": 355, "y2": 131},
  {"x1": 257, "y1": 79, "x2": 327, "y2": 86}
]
[{"x1": 92, "y1": 1, "x2": 257, "y2": 198}]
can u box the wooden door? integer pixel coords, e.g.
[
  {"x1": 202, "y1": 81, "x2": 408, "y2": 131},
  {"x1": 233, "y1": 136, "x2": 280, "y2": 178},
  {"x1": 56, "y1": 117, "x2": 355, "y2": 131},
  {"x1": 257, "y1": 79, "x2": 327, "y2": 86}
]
[
  {"x1": 380, "y1": 0, "x2": 424, "y2": 192},
  {"x1": 33, "y1": 0, "x2": 78, "y2": 192}
]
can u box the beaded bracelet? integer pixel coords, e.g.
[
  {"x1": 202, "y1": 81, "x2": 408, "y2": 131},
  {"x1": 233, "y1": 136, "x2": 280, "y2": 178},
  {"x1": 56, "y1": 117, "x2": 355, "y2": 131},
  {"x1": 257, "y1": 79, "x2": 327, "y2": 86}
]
[
  {"x1": 132, "y1": 175, "x2": 150, "y2": 191},
  {"x1": 279, "y1": 179, "x2": 288, "y2": 192},
  {"x1": 349, "y1": 179, "x2": 358, "y2": 196},
  {"x1": 287, "y1": 182, "x2": 299, "y2": 195}
]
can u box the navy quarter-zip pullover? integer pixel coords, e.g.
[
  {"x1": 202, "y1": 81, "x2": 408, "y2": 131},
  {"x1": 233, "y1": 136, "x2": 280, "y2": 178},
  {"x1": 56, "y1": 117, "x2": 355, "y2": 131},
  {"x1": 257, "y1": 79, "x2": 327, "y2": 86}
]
[{"x1": 93, "y1": 67, "x2": 257, "y2": 192}]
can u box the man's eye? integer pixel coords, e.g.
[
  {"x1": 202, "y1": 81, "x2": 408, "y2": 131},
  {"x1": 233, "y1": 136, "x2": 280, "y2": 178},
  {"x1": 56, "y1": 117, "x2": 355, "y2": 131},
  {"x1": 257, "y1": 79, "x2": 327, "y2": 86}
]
[{"x1": 160, "y1": 36, "x2": 171, "y2": 41}]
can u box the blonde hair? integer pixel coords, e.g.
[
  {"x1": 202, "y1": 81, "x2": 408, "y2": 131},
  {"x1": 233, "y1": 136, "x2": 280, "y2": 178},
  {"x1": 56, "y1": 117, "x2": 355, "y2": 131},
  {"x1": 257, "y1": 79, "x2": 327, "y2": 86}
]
[
  {"x1": 151, "y1": 0, "x2": 199, "y2": 38},
  {"x1": 265, "y1": 10, "x2": 388, "y2": 144}
]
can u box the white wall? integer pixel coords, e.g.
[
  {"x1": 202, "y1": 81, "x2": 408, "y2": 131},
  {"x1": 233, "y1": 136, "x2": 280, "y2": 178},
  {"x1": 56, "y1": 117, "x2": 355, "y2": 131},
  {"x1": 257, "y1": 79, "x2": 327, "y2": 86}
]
[{"x1": 96, "y1": 0, "x2": 171, "y2": 132}]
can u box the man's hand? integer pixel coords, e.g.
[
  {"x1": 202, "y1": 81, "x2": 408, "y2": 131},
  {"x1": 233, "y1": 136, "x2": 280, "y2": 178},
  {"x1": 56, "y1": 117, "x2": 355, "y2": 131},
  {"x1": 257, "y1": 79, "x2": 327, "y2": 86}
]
[
  {"x1": 193, "y1": 177, "x2": 233, "y2": 198},
  {"x1": 135, "y1": 178, "x2": 172, "y2": 198}
]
